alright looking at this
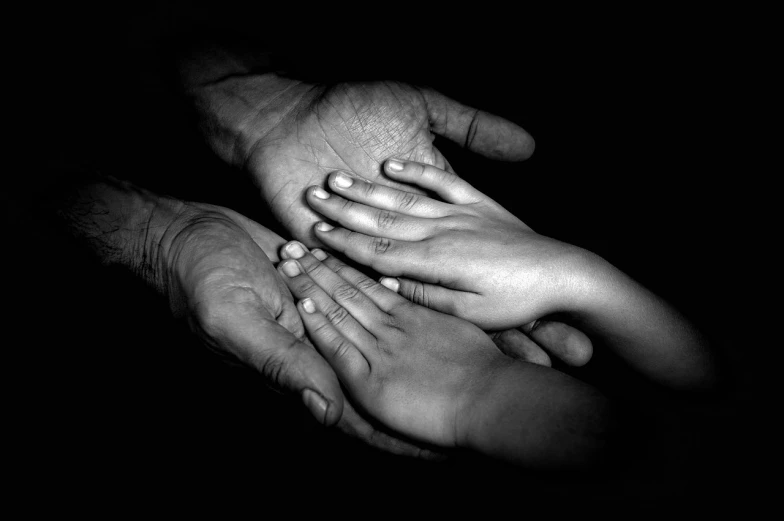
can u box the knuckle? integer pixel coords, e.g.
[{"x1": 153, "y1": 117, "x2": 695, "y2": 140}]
[
  {"x1": 410, "y1": 283, "x2": 430, "y2": 308},
  {"x1": 371, "y1": 236, "x2": 392, "y2": 255},
  {"x1": 260, "y1": 354, "x2": 285, "y2": 385},
  {"x1": 375, "y1": 209, "x2": 398, "y2": 230},
  {"x1": 333, "y1": 338, "x2": 355, "y2": 362},
  {"x1": 332, "y1": 283, "x2": 362, "y2": 303},
  {"x1": 304, "y1": 260, "x2": 329, "y2": 279},
  {"x1": 363, "y1": 181, "x2": 379, "y2": 199},
  {"x1": 325, "y1": 304, "x2": 351, "y2": 326},
  {"x1": 331, "y1": 262, "x2": 352, "y2": 279},
  {"x1": 355, "y1": 278, "x2": 378, "y2": 294},
  {"x1": 395, "y1": 191, "x2": 420, "y2": 212}
]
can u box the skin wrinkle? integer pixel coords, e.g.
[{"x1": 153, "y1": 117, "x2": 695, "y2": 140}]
[
  {"x1": 464, "y1": 109, "x2": 481, "y2": 151},
  {"x1": 240, "y1": 83, "x2": 316, "y2": 172}
]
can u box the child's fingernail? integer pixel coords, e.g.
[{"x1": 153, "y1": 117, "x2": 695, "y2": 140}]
[
  {"x1": 302, "y1": 298, "x2": 316, "y2": 313},
  {"x1": 316, "y1": 222, "x2": 334, "y2": 232},
  {"x1": 302, "y1": 388, "x2": 328, "y2": 425},
  {"x1": 379, "y1": 277, "x2": 400, "y2": 292},
  {"x1": 334, "y1": 172, "x2": 353, "y2": 188},
  {"x1": 285, "y1": 241, "x2": 306, "y2": 259},
  {"x1": 281, "y1": 261, "x2": 301, "y2": 277},
  {"x1": 386, "y1": 159, "x2": 404, "y2": 172},
  {"x1": 313, "y1": 187, "x2": 330, "y2": 200},
  {"x1": 312, "y1": 249, "x2": 328, "y2": 261}
]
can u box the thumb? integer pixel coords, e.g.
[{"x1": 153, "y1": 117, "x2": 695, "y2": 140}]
[
  {"x1": 422, "y1": 87, "x2": 535, "y2": 161},
  {"x1": 234, "y1": 316, "x2": 345, "y2": 427},
  {"x1": 382, "y1": 276, "x2": 463, "y2": 315}
]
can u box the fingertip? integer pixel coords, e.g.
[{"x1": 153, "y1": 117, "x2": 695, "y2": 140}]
[
  {"x1": 281, "y1": 240, "x2": 308, "y2": 260},
  {"x1": 279, "y1": 259, "x2": 302, "y2": 278},
  {"x1": 379, "y1": 276, "x2": 400, "y2": 293},
  {"x1": 314, "y1": 221, "x2": 335, "y2": 233},
  {"x1": 301, "y1": 297, "x2": 316, "y2": 314},
  {"x1": 330, "y1": 171, "x2": 355, "y2": 190},
  {"x1": 302, "y1": 388, "x2": 342, "y2": 427},
  {"x1": 310, "y1": 186, "x2": 331, "y2": 200},
  {"x1": 385, "y1": 158, "x2": 405, "y2": 174}
]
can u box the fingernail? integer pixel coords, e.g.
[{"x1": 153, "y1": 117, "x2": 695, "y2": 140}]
[
  {"x1": 316, "y1": 222, "x2": 334, "y2": 232},
  {"x1": 313, "y1": 187, "x2": 330, "y2": 200},
  {"x1": 379, "y1": 277, "x2": 400, "y2": 292},
  {"x1": 285, "y1": 241, "x2": 306, "y2": 259},
  {"x1": 302, "y1": 389, "x2": 329, "y2": 425},
  {"x1": 311, "y1": 249, "x2": 328, "y2": 261},
  {"x1": 302, "y1": 298, "x2": 316, "y2": 313},
  {"x1": 386, "y1": 159, "x2": 404, "y2": 172},
  {"x1": 281, "y1": 261, "x2": 301, "y2": 277},
  {"x1": 334, "y1": 172, "x2": 354, "y2": 189}
]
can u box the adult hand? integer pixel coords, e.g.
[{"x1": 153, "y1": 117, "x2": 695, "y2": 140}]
[
  {"x1": 165, "y1": 201, "x2": 439, "y2": 455},
  {"x1": 189, "y1": 74, "x2": 534, "y2": 246},
  {"x1": 163, "y1": 201, "x2": 345, "y2": 424}
]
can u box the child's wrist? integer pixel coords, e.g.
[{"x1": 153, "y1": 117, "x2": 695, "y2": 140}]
[{"x1": 552, "y1": 247, "x2": 615, "y2": 315}]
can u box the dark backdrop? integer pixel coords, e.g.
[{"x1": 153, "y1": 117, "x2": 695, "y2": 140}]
[{"x1": 8, "y1": 2, "x2": 763, "y2": 512}]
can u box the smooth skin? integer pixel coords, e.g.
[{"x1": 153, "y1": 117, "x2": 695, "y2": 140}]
[
  {"x1": 277, "y1": 245, "x2": 614, "y2": 469},
  {"x1": 306, "y1": 159, "x2": 718, "y2": 390}
]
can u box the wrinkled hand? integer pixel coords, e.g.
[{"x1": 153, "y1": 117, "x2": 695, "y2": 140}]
[
  {"x1": 163, "y1": 201, "x2": 344, "y2": 424},
  {"x1": 163, "y1": 201, "x2": 439, "y2": 456},
  {"x1": 194, "y1": 76, "x2": 534, "y2": 246}
]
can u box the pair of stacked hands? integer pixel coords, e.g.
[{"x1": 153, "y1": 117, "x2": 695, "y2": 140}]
[{"x1": 274, "y1": 158, "x2": 716, "y2": 468}]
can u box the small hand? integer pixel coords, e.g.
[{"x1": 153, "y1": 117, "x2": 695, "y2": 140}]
[
  {"x1": 303, "y1": 160, "x2": 594, "y2": 365},
  {"x1": 276, "y1": 244, "x2": 508, "y2": 447}
]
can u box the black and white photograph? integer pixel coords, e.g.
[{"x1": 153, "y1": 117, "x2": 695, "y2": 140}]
[{"x1": 8, "y1": 2, "x2": 765, "y2": 513}]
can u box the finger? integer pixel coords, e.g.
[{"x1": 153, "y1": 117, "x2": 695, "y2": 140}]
[
  {"x1": 325, "y1": 170, "x2": 449, "y2": 218},
  {"x1": 312, "y1": 248, "x2": 408, "y2": 313},
  {"x1": 278, "y1": 258, "x2": 375, "y2": 348},
  {"x1": 382, "y1": 158, "x2": 485, "y2": 205},
  {"x1": 422, "y1": 87, "x2": 535, "y2": 161},
  {"x1": 222, "y1": 309, "x2": 344, "y2": 427},
  {"x1": 386, "y1": 276, "x2": 467, "y2": 318},
  {"x1": 274, "y1": 275, "x2": 307, "y2": 341},
  {"x1": 489, "y1": 329, "x2": 552, "y2": 367},
  {"x1": 298, "y1": 298, "x2": 370, "y2": 384},
  {"x1": 306, "y1": 185, "x2": 432, "y2": 241},
  {"x1": 281, "y1": 243, "x2": 391, "y2": 333},
  {"x1": 314, "y1": 223, "x2": 432, "y2": 281},
  {"x1": 521, "y1": 320, "x2": 594, "y2": 367}
]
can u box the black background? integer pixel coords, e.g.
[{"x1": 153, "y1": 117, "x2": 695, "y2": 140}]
[{"x1": 7, "y1": 2, "x2": 766, "y2": 513}]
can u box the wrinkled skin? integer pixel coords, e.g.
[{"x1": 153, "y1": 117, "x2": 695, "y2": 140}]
[
  {"x1": 194, "y1": 77, "x2": 534, "y2": 246},
  {"x1": 164, "y1": 201, "x2": 439, "y2": 457},
  {"x1": 188, "y1": 68, "x2": 592, "y2": 453}
]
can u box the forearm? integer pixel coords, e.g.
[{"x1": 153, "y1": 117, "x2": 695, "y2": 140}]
[
  {"x1": 458, "y1": 360, "x2": 616, "y2": 469},
  {"x1": 568, "y1": 252, "x2": 717, "y2": 390},
  {"x1": 51, "y1": 171, "x2": 184, "y2": 293}
]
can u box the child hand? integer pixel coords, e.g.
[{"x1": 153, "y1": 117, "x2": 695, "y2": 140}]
[
  {"x1": 303, "y1": 159, "x2": 592, "y2": 332},
  {"x1": 301, "y1": 160, "x2": 718, "y2": 390},
  {"x1": 276, "y1": 243, "x2": 614, "y2": 465}
]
